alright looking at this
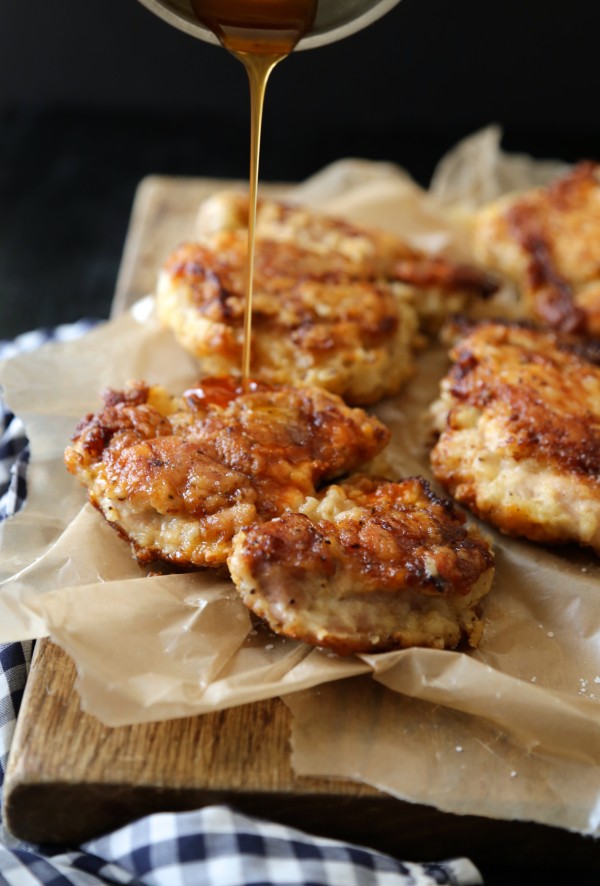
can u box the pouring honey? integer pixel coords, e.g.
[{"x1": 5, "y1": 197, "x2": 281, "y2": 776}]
[
  {"x1": 135, "y1": 0, "x2": 400, "y2": 385},
  {"x1": 189, "y1": 0, "x2": 317, "y2": 386}
]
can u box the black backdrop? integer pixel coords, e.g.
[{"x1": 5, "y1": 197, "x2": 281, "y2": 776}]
[{"x1": 1, "y1": 0, "x2": 600, "y2": 337}]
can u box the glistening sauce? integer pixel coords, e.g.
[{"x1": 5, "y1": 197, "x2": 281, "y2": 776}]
[{"x1": 189, "y1": 1, "x2": 318, "y2": 386}]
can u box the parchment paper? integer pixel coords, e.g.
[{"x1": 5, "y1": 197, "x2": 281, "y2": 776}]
[{"x1": 1, "y1": 127, "x2": 599, "y2": 836}]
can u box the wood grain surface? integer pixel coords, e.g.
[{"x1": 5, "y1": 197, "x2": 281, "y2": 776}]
[
  {"x1": 6, "y1": 641, "x2": 600, "y2": 873},
  {"x1": 4, "y1": 177, "x2": 600, "y2": 876}
]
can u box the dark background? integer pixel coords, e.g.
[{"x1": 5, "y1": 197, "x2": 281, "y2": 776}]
[{"x1": 2, "y1": 0, "x2": 600, "y2": 338}]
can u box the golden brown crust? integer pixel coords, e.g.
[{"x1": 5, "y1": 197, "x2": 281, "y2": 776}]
[
  {"x1": 196, "y1": 192, "x2": 497, "y2": 297},
  {"x1": 473, "y1": 162, "x2": 600, "y2": 335},
  {"x1": 391, "y1": 255, "x2": 498, "y2": 299},
  {"x1": 430, "y1": 321, "x2": 600, "y2": 551},
  {"x1": 64, "y1": 378, "x2": 390, "y2": 566},
  {"x1": 157, "y1": 195, "x2": 499, "y2": 405},
  {"x1": 228, "y1": 475, "x2": 494, "y2": 654},
  {"x1": 162, "y1": 233, "x2": 406, "y2": 349},
  {"x1": 157, "y1": 232, "x2": 418, "y2": 405},
  {"x1": 196, "y1": 192, "x2": 420, "y2": 271}
]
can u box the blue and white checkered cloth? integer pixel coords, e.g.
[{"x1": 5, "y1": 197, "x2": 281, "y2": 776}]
[{"x1": 0, "y1": 323, "x2": 483, "y2": 885}]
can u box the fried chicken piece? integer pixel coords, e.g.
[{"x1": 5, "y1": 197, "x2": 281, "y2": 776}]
[
  {"x1": 64, "y1": 378, "x2": 389, "y2": 567},
  {"x1": 195, "y1": 192, "x2": 497, "y2": 302},
  {"x1": 156, "y1": 232, "x2": 419, "y2": 405},
  {"x1": 155, "y1": 195, "x2": 497, "y2": 404},
  {"x1": 196, "y1": 190, "x2": 420, "y2": 273},
  {"x1": 228, "y1": 475, "x2": 495, "y2": 654},
  {"x1": 472, "y1": 162, "x2": 600, "y2": 335},
  {"x1": 430, "y1": 321, "x2": 600, "y2": 553}
]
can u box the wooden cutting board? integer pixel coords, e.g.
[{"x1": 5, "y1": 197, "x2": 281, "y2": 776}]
[{"x1": 4, "y1": 177, "x2": 599, "y2": 876}]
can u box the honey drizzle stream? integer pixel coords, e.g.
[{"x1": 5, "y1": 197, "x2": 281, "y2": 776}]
[
  {"x1": 189, "y1": 1, "x2": 317, "y2": 387},
  {"x1": 235, "y1": 51, "x2": 285, "y2": 388}
]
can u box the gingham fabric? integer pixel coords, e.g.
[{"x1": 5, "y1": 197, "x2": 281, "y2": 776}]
[
  {"x1": 0, "y1": 321, "x2": 96, "y2": 521},
  {"x1": 0, "y1": 323, "x2": 483, "y2": 886}
]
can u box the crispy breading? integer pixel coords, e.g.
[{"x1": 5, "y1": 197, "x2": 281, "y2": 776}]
[
  {"x1": 156, "y1": 194, "x2": 498, "y2": 406},
  {"x1": 196, "y1": 191, "x2": 498, "y2": 298},
  {"x1": 228, "y1": 474, "x2": 494, "y2": 654},
  {"x1": 156, "y1": 231, "x2": 418, "y2": 405},
  {"x1": 472, "y1": 162, "x2": 600, "y2": 334},
  {"x1": 196, "y1": 190, "x2": 420, "y2": 271},
  {"x1": 64, "y1": 378, "x2": 390, "y2": 567},
  {"x1": 430, "y1": 321, "x2": 600, "y2": 552}
]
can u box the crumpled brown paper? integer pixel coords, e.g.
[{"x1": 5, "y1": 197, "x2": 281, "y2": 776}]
[{"x1": 1, "y1": 127, "x2": 598, "y2": 836}]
